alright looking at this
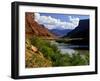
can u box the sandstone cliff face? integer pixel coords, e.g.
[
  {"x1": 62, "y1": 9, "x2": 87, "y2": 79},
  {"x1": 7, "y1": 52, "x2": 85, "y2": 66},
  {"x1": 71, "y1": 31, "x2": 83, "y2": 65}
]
[{"x1": 25, "y1": 12, "x2": 55, "y2": 38}]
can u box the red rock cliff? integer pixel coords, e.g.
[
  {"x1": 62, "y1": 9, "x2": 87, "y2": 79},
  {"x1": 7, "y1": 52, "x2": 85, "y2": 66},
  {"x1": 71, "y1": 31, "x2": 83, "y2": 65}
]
[{"x1": 25, "y1": 12, "x2": 55, "y2": 38}]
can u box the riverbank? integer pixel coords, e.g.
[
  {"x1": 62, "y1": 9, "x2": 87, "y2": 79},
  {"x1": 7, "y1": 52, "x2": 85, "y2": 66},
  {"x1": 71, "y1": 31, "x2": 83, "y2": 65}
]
[{"x1": 25, "y1": 36, "x2": 89, "y2": 68}]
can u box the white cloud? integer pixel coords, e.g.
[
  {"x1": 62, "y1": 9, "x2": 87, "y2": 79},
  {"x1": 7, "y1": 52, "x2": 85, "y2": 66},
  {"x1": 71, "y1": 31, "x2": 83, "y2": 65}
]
[{"x1": 34, "y1": 13, "x2": 80, "y2": 29}]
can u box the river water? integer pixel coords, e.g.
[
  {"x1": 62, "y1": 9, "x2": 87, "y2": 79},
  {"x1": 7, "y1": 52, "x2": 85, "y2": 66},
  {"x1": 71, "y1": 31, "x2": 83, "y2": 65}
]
[{"x1": 50, "y1": 41, "x2": 89, "y2": 55}]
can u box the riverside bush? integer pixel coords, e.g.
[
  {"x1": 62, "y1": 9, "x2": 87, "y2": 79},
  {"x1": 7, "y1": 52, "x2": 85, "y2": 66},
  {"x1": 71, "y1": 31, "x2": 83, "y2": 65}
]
[{"x1": 30, "y1": 36, "x2": 89, "y2": 66}]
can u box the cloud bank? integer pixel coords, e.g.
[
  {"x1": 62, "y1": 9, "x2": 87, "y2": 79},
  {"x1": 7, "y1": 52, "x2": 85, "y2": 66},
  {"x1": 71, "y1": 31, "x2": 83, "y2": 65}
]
[{"x1": 34, "y1": 13, "x2": 80, "y2": 30}]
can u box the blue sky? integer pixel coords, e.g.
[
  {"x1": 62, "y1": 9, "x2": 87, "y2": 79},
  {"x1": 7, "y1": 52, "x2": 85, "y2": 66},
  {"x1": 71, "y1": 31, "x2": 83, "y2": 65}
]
[
  {"x1": 34, "y1": 12, "x2": 89, "y2": 30},
  {"x1": 40, "y1": 13, "x2": 89, "y2": 22}
]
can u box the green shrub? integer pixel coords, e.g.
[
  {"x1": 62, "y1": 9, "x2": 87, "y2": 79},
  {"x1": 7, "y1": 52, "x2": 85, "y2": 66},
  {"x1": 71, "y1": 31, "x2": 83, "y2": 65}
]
[
  {"x1": 30, "y1": 36, "x2": 89, "y2": 67},
  {"x1": 84, "y1": 53, "x2": 89, "y2": 65},
  {"x1": 69, "y1": 53, "x2": 87, "y2": 66}
]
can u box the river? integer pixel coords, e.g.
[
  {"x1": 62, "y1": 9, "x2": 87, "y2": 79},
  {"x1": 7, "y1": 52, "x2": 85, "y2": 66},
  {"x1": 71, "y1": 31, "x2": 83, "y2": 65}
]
[{"x1": 50, "y1": 41, "x2": 89, "y2": 55}]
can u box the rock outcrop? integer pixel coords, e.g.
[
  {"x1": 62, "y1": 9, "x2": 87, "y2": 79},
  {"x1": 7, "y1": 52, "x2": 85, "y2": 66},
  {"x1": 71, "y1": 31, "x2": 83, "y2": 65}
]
[{"x1": 25, "y1": 12, "x2": 55, "y2": 38}]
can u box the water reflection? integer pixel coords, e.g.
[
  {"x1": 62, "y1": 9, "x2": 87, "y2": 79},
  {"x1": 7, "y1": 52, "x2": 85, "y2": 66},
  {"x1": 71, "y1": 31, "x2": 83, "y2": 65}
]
[{"x1": 51, "y1": 41, "x2": 89, "y2": 55}]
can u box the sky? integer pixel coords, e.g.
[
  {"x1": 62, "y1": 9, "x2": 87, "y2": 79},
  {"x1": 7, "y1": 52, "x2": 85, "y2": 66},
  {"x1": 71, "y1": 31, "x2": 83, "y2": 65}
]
[{"x1": 34, "y1": 12, "x2": 89, "y2": 30}]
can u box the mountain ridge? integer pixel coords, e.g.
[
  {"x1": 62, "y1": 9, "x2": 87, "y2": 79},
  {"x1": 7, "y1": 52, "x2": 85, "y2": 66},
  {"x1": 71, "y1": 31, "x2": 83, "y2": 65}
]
[
  {"x1": 50, "y1": 29, "x2": 72, "y2": 37},
  {"x1": 65, "y1": 19, "x2": 89, "y2": 38},
  {"x1": 64, "y1": 19, "x2": 89, "y2": 45}
]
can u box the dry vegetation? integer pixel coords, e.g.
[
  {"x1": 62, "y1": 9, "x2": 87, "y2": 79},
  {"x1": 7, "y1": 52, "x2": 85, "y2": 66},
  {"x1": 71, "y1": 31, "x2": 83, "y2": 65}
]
[{"x1": 25, "y1": 38, "x2": 52, "y2": 68}]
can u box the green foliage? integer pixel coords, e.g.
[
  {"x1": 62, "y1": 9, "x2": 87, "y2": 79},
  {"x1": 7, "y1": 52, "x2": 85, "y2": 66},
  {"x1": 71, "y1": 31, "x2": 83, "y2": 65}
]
[
  {"x1": 25, "y1": 38, "x2": 52, "y2": 68},
  {"x1": 69, "y1": 53, "x2": 86, "y2": 66},
  {"x1": 84, "y1": 53, "x2": 89, "y2": 65},
  {"x1": 30, "y1": 36, "x2": 89, "y2": 67},
  {"x1": 39, "y1": 46, "x2": 54, "y2": 59}
]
